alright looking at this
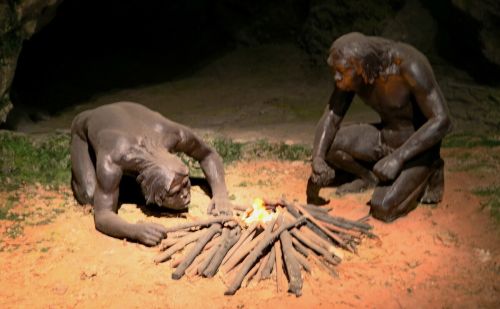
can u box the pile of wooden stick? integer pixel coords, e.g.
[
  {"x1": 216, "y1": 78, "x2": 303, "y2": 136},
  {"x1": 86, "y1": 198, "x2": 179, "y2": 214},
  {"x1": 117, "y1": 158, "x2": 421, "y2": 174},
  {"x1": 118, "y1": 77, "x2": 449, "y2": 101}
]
[{"x1": 154, "y1": 199, "x2": 374, "y2": 296}]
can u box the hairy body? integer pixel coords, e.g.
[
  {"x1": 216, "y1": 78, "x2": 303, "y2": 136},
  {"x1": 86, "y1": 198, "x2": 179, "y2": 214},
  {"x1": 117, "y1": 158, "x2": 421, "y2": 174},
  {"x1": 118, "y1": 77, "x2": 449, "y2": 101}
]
[
  {"x1": 309, "y1": 32, "x2": 452, "y2": 222},
  {"x1": 71, "y1": 102, "x2": 232, "y2": 245}
]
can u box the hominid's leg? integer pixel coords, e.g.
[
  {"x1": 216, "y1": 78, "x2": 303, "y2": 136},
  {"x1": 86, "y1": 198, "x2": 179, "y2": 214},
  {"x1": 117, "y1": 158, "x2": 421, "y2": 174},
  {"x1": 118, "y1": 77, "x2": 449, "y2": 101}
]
[
  {"x1": 326, "y1": 124, "x2": 383, "y2": 195},
  {"x1": 327, "y1": 149, "x2": 379, "y2": 195},
  {"x1": 307, "y1": 124, "x2": 383, "y2": 204},
  {"x1": 420, "y1": 158, "x2": 444, "y2": 204},
  {"x1": 370, "y1": 154, "x2": 441, "y2": 222},
  {"x1": 71, "y1": 133, "x2": 97, "y2": 205}
]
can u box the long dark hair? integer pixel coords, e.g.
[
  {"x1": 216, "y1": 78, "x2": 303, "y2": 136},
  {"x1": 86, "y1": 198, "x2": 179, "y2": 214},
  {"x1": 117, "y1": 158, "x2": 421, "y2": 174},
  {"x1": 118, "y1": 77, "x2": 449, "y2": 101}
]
[
  {"x1": 122, "y1": 139, "x2": 188, "y2": 205},
  {"x1": 327, "y1": 32, "x2": 400, "y2": 84}
]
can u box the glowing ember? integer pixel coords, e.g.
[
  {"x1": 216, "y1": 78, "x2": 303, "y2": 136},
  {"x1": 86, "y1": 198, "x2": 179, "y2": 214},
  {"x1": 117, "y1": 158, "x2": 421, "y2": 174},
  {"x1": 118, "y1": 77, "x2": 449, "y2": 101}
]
[{"x1": 242, "y1": 198, "x2": 276, "y2": 225}]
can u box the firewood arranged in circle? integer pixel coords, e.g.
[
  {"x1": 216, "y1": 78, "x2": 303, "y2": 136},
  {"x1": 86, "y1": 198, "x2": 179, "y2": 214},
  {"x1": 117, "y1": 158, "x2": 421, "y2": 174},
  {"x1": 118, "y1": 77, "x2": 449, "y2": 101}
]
[{"x1": 154, "y1": 198, "x2": 375, "y2": 296}]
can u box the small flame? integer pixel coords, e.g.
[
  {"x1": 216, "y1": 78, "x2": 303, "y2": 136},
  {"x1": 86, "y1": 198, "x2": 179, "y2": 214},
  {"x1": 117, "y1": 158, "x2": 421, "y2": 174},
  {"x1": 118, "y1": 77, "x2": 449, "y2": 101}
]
[{"x1": 242, "y1": 198, "x2": 276, "y2": 225}]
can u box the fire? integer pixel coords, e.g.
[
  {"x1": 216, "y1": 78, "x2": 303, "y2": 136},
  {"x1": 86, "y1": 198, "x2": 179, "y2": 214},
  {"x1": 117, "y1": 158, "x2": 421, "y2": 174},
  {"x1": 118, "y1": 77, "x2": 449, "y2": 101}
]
[{"x1": 242, "y1": 198, "x2": 276, "y2": 225}]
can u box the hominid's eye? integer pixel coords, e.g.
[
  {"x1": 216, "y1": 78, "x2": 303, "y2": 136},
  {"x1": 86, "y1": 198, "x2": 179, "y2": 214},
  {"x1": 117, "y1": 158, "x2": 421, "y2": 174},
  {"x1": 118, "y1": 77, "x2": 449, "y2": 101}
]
[{"x1": 169, "y1": 185, "x2": 181, "y2": 195}]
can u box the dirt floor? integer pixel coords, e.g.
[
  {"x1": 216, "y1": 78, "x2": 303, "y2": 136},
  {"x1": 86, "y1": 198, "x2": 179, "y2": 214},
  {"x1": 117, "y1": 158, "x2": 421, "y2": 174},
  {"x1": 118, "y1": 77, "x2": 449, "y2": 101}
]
[
  {"x1": 1, "y1": 43, "x2": 499, "y2": 308},
  {"x1": 0, "y1": 149, "x2": 499, "y2": 309}
]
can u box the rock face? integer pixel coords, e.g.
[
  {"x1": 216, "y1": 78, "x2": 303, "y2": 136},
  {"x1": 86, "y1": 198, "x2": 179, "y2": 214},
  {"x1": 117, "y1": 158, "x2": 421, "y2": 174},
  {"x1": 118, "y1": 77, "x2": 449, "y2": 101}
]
[
  {"x1": 451, "y1": 0, "x2": 500, "y2": 67},
  {"x1": 299, "y1": 0, "x2": 405, "y2": 64},
  {"x1": 0, "y1": 0, "x2": 62, "y2": 123},
  {"x1": 382, "y1": 0, "x2": 438, "y2": 58},
  {"x1": 0, "y1": 0, "x2": 498, "y2": 126}
]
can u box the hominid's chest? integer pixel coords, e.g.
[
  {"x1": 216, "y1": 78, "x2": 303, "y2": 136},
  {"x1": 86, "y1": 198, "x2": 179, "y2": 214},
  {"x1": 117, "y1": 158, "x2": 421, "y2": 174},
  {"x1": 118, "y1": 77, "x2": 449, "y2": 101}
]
[{"x1": 359, "y1": 76, "x2": 412, "y2": 114}]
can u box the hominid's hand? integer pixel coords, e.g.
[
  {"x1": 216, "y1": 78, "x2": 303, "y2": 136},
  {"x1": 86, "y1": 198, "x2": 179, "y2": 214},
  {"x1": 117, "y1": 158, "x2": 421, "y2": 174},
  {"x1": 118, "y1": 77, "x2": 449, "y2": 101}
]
[
  {"x1": 311, "y1": 157, "x2": 336, "y2": 186},
  {"x1": 373, "y1": 154, "x2": 403, "y2": 182},
  {"x1": 135, "y1": 222, "x2": 168, "y2": 246},
  {"x1": 207, "y1": 196, "x2": 234, "y2": 216}
]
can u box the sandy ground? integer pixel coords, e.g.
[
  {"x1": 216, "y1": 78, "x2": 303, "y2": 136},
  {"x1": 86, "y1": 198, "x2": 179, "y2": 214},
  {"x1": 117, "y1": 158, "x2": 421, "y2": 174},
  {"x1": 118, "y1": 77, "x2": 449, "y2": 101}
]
[
  {"x1": 1, "y1": 150, "x2": 499, "y2": 309},
  {"x1": 2, "y1": 43, "x2": 499, "y2": 308}
]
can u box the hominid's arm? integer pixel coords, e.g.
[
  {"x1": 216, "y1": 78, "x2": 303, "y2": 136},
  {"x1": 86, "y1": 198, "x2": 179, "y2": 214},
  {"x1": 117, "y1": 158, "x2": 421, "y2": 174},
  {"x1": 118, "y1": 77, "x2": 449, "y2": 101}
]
[
  {"x1": 70, "y1": 130, "x2": 97, "y2": 204},
  {"x1": 312, "y1": 89, "x2": 354, "y2": 160},
  {"x1": 394, "y1": 58, "x2": 452, "y2": 163},
  {"x1": 174, "y1": 128, "x2": 228, "y2": 199},
  {"x1": 92, "y1": 153, "x2": 167, "y2": 245},
  {"x1": 92, "y1": 154, "x2": 134, "y2": 239}
]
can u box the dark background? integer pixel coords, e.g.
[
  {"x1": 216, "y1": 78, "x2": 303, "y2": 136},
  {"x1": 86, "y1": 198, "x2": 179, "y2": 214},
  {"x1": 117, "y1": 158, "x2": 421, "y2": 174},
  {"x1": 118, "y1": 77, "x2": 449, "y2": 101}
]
[{"x1": 6, "y1": 0, "x2": 500, "y2": 123}]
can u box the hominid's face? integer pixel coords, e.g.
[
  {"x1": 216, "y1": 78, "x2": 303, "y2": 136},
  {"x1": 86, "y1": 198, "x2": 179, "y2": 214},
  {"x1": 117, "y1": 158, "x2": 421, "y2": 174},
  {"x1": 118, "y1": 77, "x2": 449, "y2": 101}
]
[
  {"x1": 330, "y1": 56, "x2": 363, "y2": 91},
  {"x1": 163, "y1": 174, "x2": 191, "y2": 210}
]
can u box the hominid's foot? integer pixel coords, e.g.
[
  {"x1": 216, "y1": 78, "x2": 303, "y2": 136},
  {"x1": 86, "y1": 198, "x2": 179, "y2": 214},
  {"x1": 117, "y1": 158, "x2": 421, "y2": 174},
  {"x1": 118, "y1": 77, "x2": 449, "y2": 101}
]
[
  {"x1": 336, "y1": 179, "x2": 373, "y2": 196},
  {"x1": 306, "y1": 177, "x2": 330, "y2": 205},
  {"x1": 307, "y1": 195, "x2": 330, "y2": 205},
  {"x1": 420, "y1": 159, "x2": 444, "y2": 204},
  {"x1": 336, "y1": 172, "x2": 378, "y2": 197}
]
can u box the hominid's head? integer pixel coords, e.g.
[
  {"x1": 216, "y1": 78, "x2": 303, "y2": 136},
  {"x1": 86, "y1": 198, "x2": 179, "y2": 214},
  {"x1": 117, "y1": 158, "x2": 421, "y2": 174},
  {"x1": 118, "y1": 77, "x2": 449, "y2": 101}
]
[
  {"x1": 327, "y1": 32, "x2": 399, "y2": 88},
  {"x1": 136, "y1": 151, "x2": 191, "y2": 210}
]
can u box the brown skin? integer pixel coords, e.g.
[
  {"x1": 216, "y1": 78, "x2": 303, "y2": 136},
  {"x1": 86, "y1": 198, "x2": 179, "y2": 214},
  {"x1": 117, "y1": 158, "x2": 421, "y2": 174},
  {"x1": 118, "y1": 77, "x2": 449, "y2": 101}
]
[
  {"x1": 71, "y1": 102, "x2": 233, "y2": 246},
  {"x1": 308, "y1": 32, "x2": 452, "y2": 222}
]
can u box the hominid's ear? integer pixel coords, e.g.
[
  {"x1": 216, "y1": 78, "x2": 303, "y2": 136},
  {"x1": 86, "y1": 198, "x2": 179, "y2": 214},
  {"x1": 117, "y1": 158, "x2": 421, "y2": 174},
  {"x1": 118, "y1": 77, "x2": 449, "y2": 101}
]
[{"x1": 327, "y1": 53, "x2": 334, "y2": 66}]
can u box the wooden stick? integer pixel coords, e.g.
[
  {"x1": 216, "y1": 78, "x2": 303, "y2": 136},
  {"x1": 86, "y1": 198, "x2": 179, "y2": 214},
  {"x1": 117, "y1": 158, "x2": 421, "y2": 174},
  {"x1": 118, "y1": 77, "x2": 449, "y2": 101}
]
[
  {"x1": 260, "y1": 246, "x2": 275, "y2": 280},
  {"x1": 224, "y1": 263, "x2": 241, "y2": 286},
  {"x1": 254, "y1": 248, "x2": 271, "y2": 282},
  {"x1": 317, "y1": 214, "x2": 376, "y2": 237},
  {"x1": 159, "y1": 230, "x2": 191, "y2": 251},
  {"x1": 221, "y1": 229, "x2": 265, "y2": 274},
  {"x1": 222, "y1": 222, "x2": 258, "y2": 265},
  {"x1": 274, "y1": 236, "x2": 286, "y2": 293},
  {"x1": 232, "y1": 204, "x2": 248, "y2": 211},
  {"x1": 203, "y1": 227, "x2": 241, "y2": 277},
  {"x1": 294, "y1": 251, "x2": 311, "y2": 273},
  {"x1": 186, "y1": 247, "x2": 212, "y2": 277},
  {"x1": 203, "y1": 234, "x2": 221, "y2": 251},
  {"x1": 186, "y1": 233, "x2": 224, "y2": 276},
  {"x1": 322, "y1": 221, "x2": 362, "y2": 238},
  {"x1": 175, "y1": 233, "x2": 220, "y2": 267},
  {"x1": 172, "y1": 224, "x2": 222, "y2": 279},
  {"x1": 310, "y1": 251, "x2": 338, "y2": 278},
  {"x1": 303, "y1": 204, "x2": 332, "y2": 214},
  {"x1": 154, "y1": 229, "x2": 206, "y2": 263},
  {"x1": 291, "y1": 229, "x2": 338, "y2": 265},
  {"x1": 224, "y1": 216, "x2": 306, "y2": 295},
  {"x1": 164, "y1": 216, "x2": 234, "y2": 233},
  {"x1": 283, "y1": 209, "x2": 337, "y2": 253},
  {"x1": 293, "y1": 203, "x2": 351, "y2": 250},
  {"x1": 222, "y1": 216, "x2": 278, "y2": 274},
  {"x1": 285, "y1": 203, "x2": 345, "y2": 248},
  {"x1": 243, "y1": 260, "x2": 261, "y2": 287},
  {"x1": 159, "y1": 237, "x2": 180, "y2": 251},
  {"x1": 280, "y1": 230, "x2": 303, "y2": 296},
  {"x1": 301, "y1": 227, "x2": 342, "y2": 262},
  {"x1": 170, "y1": 243, "x2": 195, "y2": 268},
  {"x1": 167, "y1": 230, "x2": 190, "y2": 238},
  {"x1": 312, "y1": 212, "x2": 373, "y2": 231},
  {"x1": 357, "y1": 214, "x2": 371, "y2": 222},
  {"x1": 196, "y1": 231, "x2": 226, "y2": 275},
  {"x1": 292, "y1": 237, "x2": 309, "y2": 257}
]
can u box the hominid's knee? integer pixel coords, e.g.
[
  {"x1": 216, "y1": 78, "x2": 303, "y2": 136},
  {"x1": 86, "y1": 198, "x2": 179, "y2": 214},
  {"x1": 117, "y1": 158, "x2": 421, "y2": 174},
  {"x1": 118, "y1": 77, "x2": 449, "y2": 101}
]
[
  {"x1": 369, "y1": 192, "x2": 400, "y2": 222},
  {"x1": 328, "y1": 149, "x2": 350, "y2": 163},
  {"x1": 370, "y1": 204, "x2": 397, "y2": 223}
]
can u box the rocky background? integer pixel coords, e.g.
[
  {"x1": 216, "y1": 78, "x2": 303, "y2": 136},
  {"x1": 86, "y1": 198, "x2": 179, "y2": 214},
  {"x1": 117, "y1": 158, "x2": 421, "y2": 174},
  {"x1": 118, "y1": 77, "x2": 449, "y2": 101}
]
[
  {"x1": 1, "y1": 0, "x2": 499, "y2": 131},
  {"x1": 0, "y1": 0, "x2": 62, "y2": 122}
]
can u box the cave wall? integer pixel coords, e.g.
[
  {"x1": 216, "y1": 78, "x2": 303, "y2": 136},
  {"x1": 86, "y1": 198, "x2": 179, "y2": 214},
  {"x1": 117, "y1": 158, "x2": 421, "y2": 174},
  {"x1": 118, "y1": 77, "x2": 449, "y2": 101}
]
[
  {"x1": 421, "y1": 0, "x2": 500, "y2": 83},
  {"x1": 458, "y1": 0, "x2": 500, "y2": 67},
  {"x1": 299, "y1": 0, "x2": 405, "y2": 64},
  {"x1": 0, "y1": 0, "x2": 62, "y2": 122},
  {"x1": 1, "y1": 0, "x2": 499, "y2": 124}
]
